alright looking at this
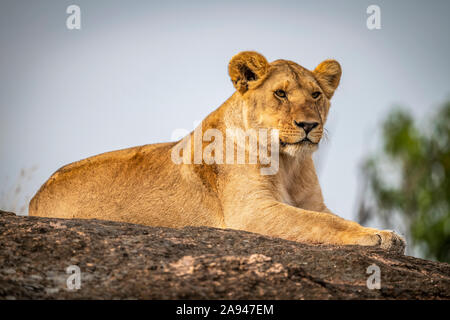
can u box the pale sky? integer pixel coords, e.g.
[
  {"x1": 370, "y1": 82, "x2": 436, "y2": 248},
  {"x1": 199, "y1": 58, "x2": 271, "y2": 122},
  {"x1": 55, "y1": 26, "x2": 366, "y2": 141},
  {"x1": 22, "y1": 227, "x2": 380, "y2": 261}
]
[{"x1": 1, "y1": 0, "x2": 449, "y2": 228}]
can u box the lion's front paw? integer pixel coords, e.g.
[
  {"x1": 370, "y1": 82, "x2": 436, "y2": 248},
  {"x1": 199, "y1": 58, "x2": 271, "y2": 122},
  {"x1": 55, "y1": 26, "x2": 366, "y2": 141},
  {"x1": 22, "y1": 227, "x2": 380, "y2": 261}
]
[
  {"x1": 355, "y1": 229, "x2": 406, "y2": 254},
  {"x1": 376, "y1": 230, "x2": 406, "y2": 253}
]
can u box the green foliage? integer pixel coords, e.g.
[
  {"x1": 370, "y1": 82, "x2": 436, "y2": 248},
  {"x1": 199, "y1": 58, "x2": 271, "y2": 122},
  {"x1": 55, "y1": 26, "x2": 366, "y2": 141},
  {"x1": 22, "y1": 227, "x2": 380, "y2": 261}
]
[{"x1": 358, "y1": 101, "x2": 450, "y2": 262}]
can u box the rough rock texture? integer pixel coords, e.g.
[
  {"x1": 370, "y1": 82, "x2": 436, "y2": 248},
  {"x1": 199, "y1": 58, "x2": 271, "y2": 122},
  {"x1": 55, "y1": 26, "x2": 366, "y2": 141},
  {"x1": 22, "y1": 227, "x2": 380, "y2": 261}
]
[{"x1": 0, "y1": 210, "x2": 449, "y2": 299}]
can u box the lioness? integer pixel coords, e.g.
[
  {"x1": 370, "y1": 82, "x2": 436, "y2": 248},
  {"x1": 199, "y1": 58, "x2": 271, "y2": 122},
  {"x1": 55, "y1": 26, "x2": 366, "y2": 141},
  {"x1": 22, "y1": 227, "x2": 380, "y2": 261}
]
[{"x1": 29, "y1": 51, "x2": 405, "y2": 252}]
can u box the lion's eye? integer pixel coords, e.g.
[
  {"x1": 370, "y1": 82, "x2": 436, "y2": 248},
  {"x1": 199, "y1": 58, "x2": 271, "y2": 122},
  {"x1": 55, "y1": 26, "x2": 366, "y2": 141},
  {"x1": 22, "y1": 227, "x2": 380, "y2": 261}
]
[
  {"x1": 312, "y1": 91, "x2": 321, "y2": 99},
  {"x1": 274, "y1": 90, "x2": 287, "y2": 98}
]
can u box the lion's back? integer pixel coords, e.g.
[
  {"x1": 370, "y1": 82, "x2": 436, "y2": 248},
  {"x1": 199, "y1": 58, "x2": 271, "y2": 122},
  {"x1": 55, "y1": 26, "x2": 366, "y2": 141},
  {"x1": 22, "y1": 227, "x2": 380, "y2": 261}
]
[{"x1": 29, "y1": 142, "x2": 177, "y2": 220}]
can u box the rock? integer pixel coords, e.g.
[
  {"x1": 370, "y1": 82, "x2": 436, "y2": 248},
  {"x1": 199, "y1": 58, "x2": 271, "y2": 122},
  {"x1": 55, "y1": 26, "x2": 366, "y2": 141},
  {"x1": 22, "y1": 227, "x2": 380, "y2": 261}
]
[{"x1": 0, "y1": 209, "x2": 449, "y2": 299}]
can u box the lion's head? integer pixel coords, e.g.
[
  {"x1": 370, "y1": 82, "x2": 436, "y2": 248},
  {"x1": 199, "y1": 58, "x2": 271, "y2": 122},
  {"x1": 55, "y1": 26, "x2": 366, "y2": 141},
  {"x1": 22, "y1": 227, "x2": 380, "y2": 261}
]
[{"x1": 228, "y1": 51, "x2": 341, "y2": 157}]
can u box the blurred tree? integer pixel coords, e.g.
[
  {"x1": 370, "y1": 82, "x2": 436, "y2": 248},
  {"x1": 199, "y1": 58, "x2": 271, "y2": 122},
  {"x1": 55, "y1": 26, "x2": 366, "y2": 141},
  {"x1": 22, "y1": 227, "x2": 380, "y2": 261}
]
[{"x1": 357, "y1": 101, "x2": 450, "y2": 262}]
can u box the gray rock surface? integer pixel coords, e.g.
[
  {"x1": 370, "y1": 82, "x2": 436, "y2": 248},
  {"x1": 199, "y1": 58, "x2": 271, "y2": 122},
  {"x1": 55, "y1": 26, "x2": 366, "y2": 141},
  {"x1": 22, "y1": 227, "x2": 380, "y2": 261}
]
[{"x1": 0, "y1": 210, "x2": 449, "y2": 299}]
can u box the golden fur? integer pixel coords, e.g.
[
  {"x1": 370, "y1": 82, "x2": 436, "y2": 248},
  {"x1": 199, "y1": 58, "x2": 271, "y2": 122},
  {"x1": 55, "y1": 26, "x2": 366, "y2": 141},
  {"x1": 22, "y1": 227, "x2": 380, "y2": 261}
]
[{"x1": 29, "y1": 51, "x2": 405, "y2": 252}]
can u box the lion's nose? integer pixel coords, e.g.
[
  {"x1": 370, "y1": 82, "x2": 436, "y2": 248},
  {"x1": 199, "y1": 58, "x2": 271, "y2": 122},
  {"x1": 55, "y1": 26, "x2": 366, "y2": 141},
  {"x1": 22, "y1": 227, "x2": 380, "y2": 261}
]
[{"x1": 294, "y1": 121, "x2": 319, "y2": 134}]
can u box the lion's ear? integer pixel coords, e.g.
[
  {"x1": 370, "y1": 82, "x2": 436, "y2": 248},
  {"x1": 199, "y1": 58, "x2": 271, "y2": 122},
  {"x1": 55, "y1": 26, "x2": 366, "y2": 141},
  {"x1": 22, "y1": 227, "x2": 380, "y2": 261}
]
[
  {"x1": 313, "y1": 60, "x2": 342, "y2": 99},
  {"x1": 228, "y1": 51, "x2": 270, "y2": 94}
]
